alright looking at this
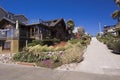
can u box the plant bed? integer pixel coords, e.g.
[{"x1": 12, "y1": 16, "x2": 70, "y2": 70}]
[
  {"x1": 36, "y1": 59, "x2": 62, "y2": 68},
  {"x1": 13, "y1": 39, "x2": 87, "y2": 68}
]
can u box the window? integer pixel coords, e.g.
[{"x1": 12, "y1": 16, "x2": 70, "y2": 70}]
[
  {"x1": 30, "y1": 27, "x2": 37, "y2": 37},
  {"x1": 0, "y1": 31, "x2": 7, "y2": 37},
  {"x1": 3, "y1": 42, "x2": 11, "y2": 50}
]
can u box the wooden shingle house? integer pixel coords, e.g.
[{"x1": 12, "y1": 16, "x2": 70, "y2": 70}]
[{"x1": 0, "y1": 7, "x2": 68, "y2": 53}]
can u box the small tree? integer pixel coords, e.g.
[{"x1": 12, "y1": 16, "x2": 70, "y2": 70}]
[
  {"x1": 67, "y1": 19, "x2": 75, "y2": 31},
  {"x1": 114, "y1": 0, "x2": 120, "y2": 7},
  {"x1": 112, "y1": 0, "x2": 120, "y2": 37},
  {"x1": 112, "y1": 10, "x2": 120, "y2": 22},
  {"x1": 66, "y1": 19, "x2": 75, "y2": 39}
]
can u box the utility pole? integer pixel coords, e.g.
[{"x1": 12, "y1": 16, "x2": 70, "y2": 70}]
[{"x1": 98, "y1": 22, "x2": 101, "y2": 36}]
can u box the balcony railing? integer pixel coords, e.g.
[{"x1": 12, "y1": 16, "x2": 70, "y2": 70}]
[{"x1": 0, "y1": 29, "x2": 19, "y2": 40}]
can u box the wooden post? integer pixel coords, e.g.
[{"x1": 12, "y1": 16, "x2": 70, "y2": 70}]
[
  {"x1": 30, "y1": 28, "x2": 32, "y2": 37},
  {"x1": 34, "y1": 27, "x2": 35, "y2": 38}
]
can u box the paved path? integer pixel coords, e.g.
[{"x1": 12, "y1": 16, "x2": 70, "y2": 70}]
[
  {"x1": 0, "y1": 63, "x2": 120, "y2": 80},
  {"x1": 57, "y1": 37, "x2": 120, "y2": 75},
  {"x1": 75, "y1": 37, "x2": 120, "y2": 75}
]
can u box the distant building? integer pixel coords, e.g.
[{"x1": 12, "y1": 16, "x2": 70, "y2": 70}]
[{"x1": 103, "y1": 25, "x2": 116, "y2": 35}]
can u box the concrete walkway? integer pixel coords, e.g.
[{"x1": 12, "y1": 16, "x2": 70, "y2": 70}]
[{"x1": 57, "y1": 37, "x2": 120, "y2": 75}]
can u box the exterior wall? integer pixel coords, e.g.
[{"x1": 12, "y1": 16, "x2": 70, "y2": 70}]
[
  {"x1": 11, "y1": 40, "x2": 19, "y2": 53},
  {"x1": 54, "y1": 24, "x2": 66, "y2": 41},
  {"x1": 0, "y1": 46, "x2": 2, "y2": 54},
  {"x1": 0, "y1": 40, "x2": 19, "y2": 53},
  {"x1": 0, "y1": 22, "x2": 19, "y2": 53}
]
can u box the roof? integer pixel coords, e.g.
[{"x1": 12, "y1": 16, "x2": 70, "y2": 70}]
[
  {"x1": 14, "y1": 14, "x2": 28, "y2": 22},
  {"x1": 0, "y1": 7, "x2": 66, "y2": 28},
  {"x1": 0, "y1": 17, "x2": 16, "y2": 24},
  {"x1": 0, "y1": 7, "x2": 28, "y2": 23},
  {"x1": 104, "y1": 25, "x2": 116, "y2": 28},
  {"x1": 0, "y1": 7, "x2": 7, "y2": 14},
  {"x1": 44, "y1": 18, "x2": 64, "y2": 27}
]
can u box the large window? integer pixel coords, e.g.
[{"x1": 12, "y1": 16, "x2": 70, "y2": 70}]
[
  {"x1": 3, "y1": 42, "x2": 11, "y2": 50},
  {"x1": 30, "y1": 27, "x2": 37, "y2": 37},
  {"x1": 0, "y1": 31, "x2": 7, "y2": 37},
  {"x1": 0, "y1": 28, "x2": 14, "y2": 38}
]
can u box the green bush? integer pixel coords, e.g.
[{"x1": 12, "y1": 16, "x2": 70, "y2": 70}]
[
  {"x1": 28, "y1": 39, "x2": 60, "y2": 47},
  {"x1": 97, "y1": 33, "x2": 115, "y2": 44},
  {"x1": 13, "y1": 52, "x2": 38, "y2": 62},
  {"x1": 113, "y1": 39, "x2": 120, "y2": 53},
  {"x1": 107, "y1": 39, "x2": 114, "y2": 49},
  {"x1": 13, "y1": 38, "x2": 85, "y2": 68},
  {"x1": 13, "y1": 52, "x2": 23, "y2": 61},
  {"x1": 68, "y1": 39, "x2": 81, "y2": 44},
  {"x1": 68, "y1": 38, "x2": 90, "y2": 47}
]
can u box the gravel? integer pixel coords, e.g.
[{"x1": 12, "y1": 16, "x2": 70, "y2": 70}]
[{"x1": 0, "y1": 53, "x2": 15, "y2": 63}]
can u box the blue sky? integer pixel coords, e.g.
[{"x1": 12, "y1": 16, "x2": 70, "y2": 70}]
[{"x1": 0, "y1": 0, "x2": 119, "y2": 35}]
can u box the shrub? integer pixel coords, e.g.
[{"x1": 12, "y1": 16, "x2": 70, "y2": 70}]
[
  {"x1": 13, "y1": 52, "x2": 23, "y2": 61},
  {"x1": 13, "y1": 39, "x2": 85, "y2": 68},
  {"x1": 97, "y1": 33, "x2": 115, "y2": 44},
  {"x1": 107, "y1": 39, "x2": 114, "y2": 49},
  {"x1": 36, "y1": 54, "x2": 62, "y2": 68},
  {"x1": 113, "y1": 39, "x2": 120, "y2": 53},
  {"x1": 55, "y1": 46, "x2": 66, "y2": 51},
  {"x1": 36, "y1": 59, "x2": 62, "y2": 68},
  {"x1": 28, "y1": 39, "x2": 60, "y2": 47},
  {"x1": 68, "y1": 38, "x2": 90, "y2": 47},
  {"x1": 60, "y1": 46, "x2": 83, "y2": 64},
  {"x1": 13, "y1": 52, "x2": 38, "y2": 62},
  {"x1": 68, "y1": 39, "x2": 81, "y2": 44}
]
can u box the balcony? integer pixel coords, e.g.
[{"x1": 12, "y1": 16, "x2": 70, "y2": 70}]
[{"x1": 0, "y1": 29, "x2": 19, "y2": 40}]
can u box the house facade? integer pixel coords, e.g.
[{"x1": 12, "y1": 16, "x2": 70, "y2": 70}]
[
  {"x1": 103, "y1": 25, "x2": 116, "y2": 35},
  {"x1": 0, "y1": 7, "x2": 68, "y2": 53}
]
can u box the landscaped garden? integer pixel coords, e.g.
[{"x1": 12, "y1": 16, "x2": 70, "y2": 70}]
[{"x1": 13, "y1": 35, "x2": 91, "y2": 68}]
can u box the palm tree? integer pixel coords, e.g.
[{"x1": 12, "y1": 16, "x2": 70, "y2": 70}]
[
  {"x1": 66, "y1": 19, "x2": 75, "y2": 31},
  {"x1": 112, "y1": 10, "x2": 120, "y2": 22},
  {"x1": 66, "y1": 19, "x2": 75, "y2": 39},
  {"x1": 114, "y1": 0, "x2": 120, "y2": 7}
]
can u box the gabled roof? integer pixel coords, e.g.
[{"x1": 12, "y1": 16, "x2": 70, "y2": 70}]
[
  {"x1": 0, "y1": 7, "x2": 7, "y2": 14},
  {"x1": 14, "y1": 14, "x2": 28, "y2": 22},
  {"x1": 0, "y1": 17, "x2": 16, "y2": 24},
  {"x1": 0, "y1": 7, "x2": 66, "y2": 28},
  {"x1": 44, "y1": 18, "x2": 64, "y2": 27},
  {"x1": 0, "y1": 7, "x2": 28, "y2": 23}
]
